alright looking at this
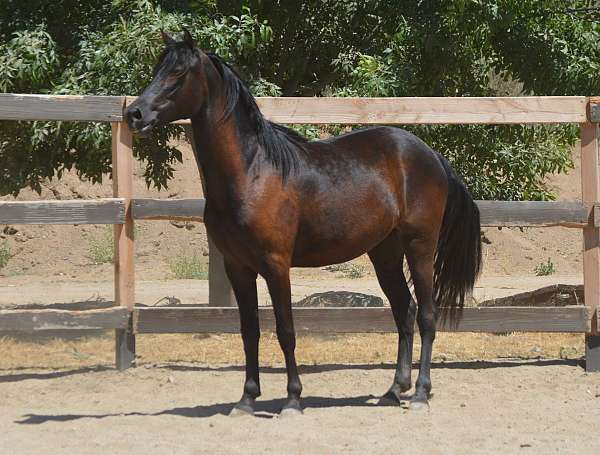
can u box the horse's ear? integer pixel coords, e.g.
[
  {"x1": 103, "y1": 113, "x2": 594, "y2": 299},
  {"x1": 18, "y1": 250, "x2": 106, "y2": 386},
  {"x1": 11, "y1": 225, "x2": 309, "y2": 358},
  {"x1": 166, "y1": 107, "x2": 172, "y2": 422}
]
[
  {"x1": 182, "y1": 27, "x2": 195, "y2": 49},
  {"x1": 161, "y1": 30, "x2": 176, "y2": 46}
]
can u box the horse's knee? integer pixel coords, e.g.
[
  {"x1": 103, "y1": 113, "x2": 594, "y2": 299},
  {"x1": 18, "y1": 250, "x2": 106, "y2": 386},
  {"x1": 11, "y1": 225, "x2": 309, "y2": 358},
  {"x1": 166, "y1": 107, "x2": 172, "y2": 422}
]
[
  {"x1": 417, "y1": 309, "x2": 437, "y2": 338},
  {"x1": 276, "y1": 326, "x2": 296, "y2": 349}
]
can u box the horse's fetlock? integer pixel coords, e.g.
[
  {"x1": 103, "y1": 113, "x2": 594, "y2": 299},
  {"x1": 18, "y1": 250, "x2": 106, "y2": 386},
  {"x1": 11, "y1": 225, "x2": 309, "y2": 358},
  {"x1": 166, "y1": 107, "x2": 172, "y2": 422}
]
[
  {"x1": 416, "y1": 377, "x2": 432, "y2": 395},
  {"x1": 287, "y1": 379, "x2": 303, "y2": 398}
]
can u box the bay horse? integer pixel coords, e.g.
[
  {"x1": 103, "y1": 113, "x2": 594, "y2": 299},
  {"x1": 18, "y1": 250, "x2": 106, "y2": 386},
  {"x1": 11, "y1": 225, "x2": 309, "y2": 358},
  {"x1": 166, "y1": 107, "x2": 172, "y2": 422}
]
[{"x1": 125, "y1": 30, "x2": 482, "y2": 416}]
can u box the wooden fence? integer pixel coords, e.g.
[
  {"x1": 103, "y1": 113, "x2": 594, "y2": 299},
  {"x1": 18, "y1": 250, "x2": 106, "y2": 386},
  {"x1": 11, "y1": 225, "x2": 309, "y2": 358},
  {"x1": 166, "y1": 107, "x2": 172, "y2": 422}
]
[{"x1": 0, "y1": 94, "x2": 599, "y2": 371}]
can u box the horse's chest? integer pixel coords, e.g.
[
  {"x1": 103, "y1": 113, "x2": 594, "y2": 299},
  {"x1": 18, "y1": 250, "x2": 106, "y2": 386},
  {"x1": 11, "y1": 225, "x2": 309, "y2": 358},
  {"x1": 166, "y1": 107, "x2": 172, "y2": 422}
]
[
  {"x1": 203, "y1": 200, "x2": 295, "y2": 267},
  {"x1": 203, "y1": 207, "x2": 251, "y2": 256}
]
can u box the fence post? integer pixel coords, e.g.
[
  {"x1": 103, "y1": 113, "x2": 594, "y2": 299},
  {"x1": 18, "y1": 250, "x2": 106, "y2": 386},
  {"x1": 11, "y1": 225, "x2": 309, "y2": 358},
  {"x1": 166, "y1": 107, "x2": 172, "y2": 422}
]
[
  {"x1": 184, "y1": 125, "x2": 236, "y2": 307},
  {"x1": 112, "y1": 120, "x2": 136, "y2": 370},
  {"x1": 580, "y1": 122, "x2": 600, "y2": 372}
]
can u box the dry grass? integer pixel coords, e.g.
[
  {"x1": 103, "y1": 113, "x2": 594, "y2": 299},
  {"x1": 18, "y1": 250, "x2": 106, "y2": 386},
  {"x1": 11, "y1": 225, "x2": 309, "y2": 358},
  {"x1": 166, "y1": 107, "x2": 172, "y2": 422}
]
[{"x1": 0, "y1": 332, "x2": 584, "y2": 371}]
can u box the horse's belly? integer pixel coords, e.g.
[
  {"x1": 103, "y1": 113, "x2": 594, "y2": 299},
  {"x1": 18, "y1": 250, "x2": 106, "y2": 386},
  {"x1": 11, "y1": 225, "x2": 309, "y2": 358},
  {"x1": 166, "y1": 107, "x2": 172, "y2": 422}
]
[{"x1": 292, "y1": 216, "x2": 396, "y2": 267}]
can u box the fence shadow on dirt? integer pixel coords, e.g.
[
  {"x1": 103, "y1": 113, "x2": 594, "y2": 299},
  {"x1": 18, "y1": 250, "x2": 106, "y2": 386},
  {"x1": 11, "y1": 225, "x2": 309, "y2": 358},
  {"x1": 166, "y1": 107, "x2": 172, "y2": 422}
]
[{"x1": 0, "y1": 358, "x2": 582, "y2": 385}]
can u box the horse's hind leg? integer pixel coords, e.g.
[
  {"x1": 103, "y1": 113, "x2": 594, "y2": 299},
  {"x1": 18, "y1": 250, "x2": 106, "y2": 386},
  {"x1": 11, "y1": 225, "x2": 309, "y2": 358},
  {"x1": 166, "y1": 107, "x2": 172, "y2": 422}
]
[
  {"x1": 224, "y1": 261, "x2": 261, "y2": 416},
  {"x1": 405, "y1": 234, "x2": 438, "y2": 410},
  {"x1": 368, "y1": 233, "x2": 416, "y2": 405}
]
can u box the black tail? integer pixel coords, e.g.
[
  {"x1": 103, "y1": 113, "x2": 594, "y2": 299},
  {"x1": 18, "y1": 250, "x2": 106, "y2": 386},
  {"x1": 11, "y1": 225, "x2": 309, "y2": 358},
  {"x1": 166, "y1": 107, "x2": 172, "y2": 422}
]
[{"x1": 434, "y1": 154, "x2": 482, "y2": 323}]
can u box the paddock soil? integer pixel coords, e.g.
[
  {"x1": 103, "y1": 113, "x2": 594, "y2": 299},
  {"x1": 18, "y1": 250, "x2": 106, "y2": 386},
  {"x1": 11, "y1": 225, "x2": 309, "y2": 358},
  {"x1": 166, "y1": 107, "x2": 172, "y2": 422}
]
[
  {"x1": 1, "y1": 142, "x2": 599, "y2": 453},
  {"x1": 1, "y1": 360, "x2": 599, "y2": 454}
]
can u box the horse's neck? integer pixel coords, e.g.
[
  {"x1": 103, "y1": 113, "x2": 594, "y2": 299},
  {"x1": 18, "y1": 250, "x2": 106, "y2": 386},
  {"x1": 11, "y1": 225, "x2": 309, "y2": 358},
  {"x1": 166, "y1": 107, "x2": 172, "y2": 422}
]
[{"x1": 189, "y1": 113, "x2": 257, "y2": 210}]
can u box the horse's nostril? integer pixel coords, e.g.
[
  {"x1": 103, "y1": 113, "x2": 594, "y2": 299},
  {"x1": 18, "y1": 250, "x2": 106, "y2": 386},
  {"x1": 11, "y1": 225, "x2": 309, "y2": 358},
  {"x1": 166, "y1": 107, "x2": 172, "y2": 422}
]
[{"x1": 131, "y1": 108, "x2": 143, "y2": 120}]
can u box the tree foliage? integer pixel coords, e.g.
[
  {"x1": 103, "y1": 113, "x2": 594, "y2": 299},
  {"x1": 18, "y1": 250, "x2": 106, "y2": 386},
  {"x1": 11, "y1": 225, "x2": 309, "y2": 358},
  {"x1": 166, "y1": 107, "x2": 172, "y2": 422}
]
[{"x1": 1, "y1": 0, "x2": 599, "y2": 199}]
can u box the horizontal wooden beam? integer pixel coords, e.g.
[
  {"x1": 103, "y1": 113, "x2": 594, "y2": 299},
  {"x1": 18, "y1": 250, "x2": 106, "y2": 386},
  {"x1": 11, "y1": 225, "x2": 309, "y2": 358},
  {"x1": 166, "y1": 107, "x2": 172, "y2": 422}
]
[
  {"x1": 133, "y1": 306, "x2": 590, "y2": 334},
  {"x1": 477, "y1": 201, "x2": 594, "y2": 227},
  {"x1": 0, "y1": 198, "x2": 125, "y2": 225},
  {"x1": 128, "y1": 96, "x2": 588, "y2": 125},
  {"x1": 132, "y1": 198, "x2": 205, "y2": 222},
  {"x1": 0, "y1": 94, "x2": 589, "y2": 124},
  {"x1": 2, "y1": 198, "x2": 584, "y2": 228},
  {"x1": 129, "y1": 198, "x2": 595, "y2": 228},
  {"x1": 0, "y1": 94, "x2": 123, "y2": 122},
  {"x1": 258, "y1": 96, "x2": 589, "y2": 125},
  {"x1": 0, "y1": 308, "x2": 129, "y2": 331}
]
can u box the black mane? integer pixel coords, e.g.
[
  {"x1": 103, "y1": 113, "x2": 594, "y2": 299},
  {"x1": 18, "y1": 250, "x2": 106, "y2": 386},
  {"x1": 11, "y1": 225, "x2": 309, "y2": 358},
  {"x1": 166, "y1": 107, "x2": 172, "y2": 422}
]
[{"x1": 205, "y1": 53, "x2": 308, "y2": 180}]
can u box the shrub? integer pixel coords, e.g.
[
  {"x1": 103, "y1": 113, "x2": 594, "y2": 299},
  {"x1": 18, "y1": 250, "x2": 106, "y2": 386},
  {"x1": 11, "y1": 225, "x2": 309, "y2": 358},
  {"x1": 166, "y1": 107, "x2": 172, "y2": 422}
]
[
  {"x1": 0, "y1": 242, "x2": 10, "y2": 268},
  {"x1": 88, "y1": 227, "x2": 113, "y2": 264},
  {"x1": 324, "y1": 261, "x2": 366, "y2": 279},
  {"x1": 170, "y1": 255, "x2": 208, "y2": 279},
  {"x1": 534, "y1": 258, "x2": 556, "y2": 276}
]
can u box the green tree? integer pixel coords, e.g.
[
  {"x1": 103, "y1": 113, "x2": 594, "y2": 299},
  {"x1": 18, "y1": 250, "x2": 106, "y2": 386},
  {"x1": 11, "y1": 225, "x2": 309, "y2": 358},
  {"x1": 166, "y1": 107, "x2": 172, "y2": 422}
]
[
  {"x1": 1, "y1": 0, "x2": 599, "y2": 200},
  {"x1": 0, "y1": 0, "x2": 271, "y2": 194}
]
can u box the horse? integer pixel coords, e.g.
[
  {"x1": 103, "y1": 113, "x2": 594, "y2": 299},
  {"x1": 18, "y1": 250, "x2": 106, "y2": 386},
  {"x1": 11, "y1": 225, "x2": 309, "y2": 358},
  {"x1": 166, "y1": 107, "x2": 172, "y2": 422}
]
[{"x1": 125, "y1": 29, "x2": 482, "y2": 416}]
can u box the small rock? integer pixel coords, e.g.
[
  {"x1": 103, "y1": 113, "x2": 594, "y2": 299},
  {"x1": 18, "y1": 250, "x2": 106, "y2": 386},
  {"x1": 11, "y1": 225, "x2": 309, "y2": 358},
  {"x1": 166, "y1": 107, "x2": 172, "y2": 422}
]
[
  {"x1": 170, "y1": 221, "x2": 186, "y2": 229},
  {"x1": 3, "y1": 226, "x2": 17, "y2": 235},
  {"x1": 531, "y1": 346, "x2": 541, "y2": 353},
  {"x1": 167, "y1": 375, "x2": 175, "y2": 383}
]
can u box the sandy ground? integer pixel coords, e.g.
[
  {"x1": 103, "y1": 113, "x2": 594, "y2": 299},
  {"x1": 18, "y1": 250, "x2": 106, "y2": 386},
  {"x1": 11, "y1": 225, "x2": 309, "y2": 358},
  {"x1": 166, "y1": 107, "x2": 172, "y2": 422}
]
[
  {"x1": 0, "y1": 274, "x2": 584, "y2": 309},
  {"x1": 1, "y1": 361, "x2": 599, "y2": 454}
]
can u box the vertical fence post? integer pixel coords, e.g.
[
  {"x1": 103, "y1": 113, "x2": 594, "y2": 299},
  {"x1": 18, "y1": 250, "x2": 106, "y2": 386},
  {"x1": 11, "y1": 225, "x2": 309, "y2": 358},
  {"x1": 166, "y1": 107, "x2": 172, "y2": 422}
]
[
  {"x1": 112, "y1": 120, "x2": 136, "y2": 370},
  {"x1": 580, "y1": 122, "x2": 600, "y2": 372},
  {"x1": 184, "y1": 125, "x2": 236, "y2": 307}
]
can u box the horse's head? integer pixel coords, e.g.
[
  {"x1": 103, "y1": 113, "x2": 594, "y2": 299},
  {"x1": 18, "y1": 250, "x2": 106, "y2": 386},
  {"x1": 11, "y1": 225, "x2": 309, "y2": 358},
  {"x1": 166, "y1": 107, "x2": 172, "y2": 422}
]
[{"x1": 124, "y1": 29, "x2": 211, "y2": 135}]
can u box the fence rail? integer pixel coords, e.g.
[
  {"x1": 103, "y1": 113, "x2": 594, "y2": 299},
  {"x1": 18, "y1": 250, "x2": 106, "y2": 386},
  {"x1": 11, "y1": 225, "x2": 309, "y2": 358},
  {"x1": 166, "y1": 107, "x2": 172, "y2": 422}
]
[
  {"x1": 133, "y1": 306, "x2": 591, "y2": 334},
  {"x1": 0, "y1": 93, "x2": 593, "y2": 124},
  {"x1": 1, "y1": 198, "x2": 597, "y2": 228},
  {"x1": 0, "y1": 94, "x2": 599, "y2": 371}
]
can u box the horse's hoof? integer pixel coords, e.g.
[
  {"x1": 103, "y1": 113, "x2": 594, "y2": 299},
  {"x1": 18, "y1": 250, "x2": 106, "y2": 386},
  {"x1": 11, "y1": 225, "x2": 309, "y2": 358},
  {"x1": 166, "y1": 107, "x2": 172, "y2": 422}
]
[
  {"x1": 229, "y1": 405, "x2": 254, "y2": 418},
  {"x1": 409, "y1": 399, "x2": 430, "y2": 411},
  {"x1": 378, "y1": 391, "x2": 401, "y2": 406},
  {"x1": 279, "y1": 407, "x2": 303, "y2": 418}
]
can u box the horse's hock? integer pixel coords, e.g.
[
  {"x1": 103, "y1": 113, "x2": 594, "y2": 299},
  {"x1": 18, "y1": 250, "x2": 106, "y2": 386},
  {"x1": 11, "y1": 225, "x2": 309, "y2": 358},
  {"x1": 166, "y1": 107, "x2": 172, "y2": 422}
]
[{"x1": 0, "y1": 94, "x2": 599, "y2": 371}]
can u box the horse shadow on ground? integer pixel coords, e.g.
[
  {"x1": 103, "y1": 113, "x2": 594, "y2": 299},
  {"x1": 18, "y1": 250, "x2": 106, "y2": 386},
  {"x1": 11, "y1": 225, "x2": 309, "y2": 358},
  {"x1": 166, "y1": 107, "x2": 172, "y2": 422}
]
[{"x1": 15, "y1": 394, "x2": 407, "y2": 425}]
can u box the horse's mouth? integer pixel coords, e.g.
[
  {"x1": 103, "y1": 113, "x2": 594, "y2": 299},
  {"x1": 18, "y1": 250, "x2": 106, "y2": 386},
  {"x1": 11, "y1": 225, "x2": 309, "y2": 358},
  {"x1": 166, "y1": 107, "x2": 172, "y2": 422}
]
[
  {"x1": 139, "y1": 123, "x2": 155, "y2": 134},
  {"x1": 133, "y1": 120, "x2": 158, "y2": 137}
]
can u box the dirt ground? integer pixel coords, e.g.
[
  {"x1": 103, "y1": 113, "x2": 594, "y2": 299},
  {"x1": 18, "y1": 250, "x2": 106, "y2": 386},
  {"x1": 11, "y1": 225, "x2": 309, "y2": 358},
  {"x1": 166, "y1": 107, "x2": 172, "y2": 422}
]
[
  {"x1": 1, "y1": 141, "x2": 599, "y2": 453},
  {"x1": 1, "y1": 360, "x2": 599, "y2": 454}
]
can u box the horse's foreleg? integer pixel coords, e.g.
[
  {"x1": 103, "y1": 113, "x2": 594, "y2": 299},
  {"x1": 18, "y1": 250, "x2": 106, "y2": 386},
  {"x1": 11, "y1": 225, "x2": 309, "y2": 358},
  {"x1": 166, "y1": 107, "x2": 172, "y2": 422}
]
[
  {"x1": 406, "y1": 237, "x2": 437, "y2": 410},
  {"x1": 264, "y1": 259, "x2": 302, "y2": 415},
  {"x1": 225, "y1": 262, "x2": 260, "y2": 416}
]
